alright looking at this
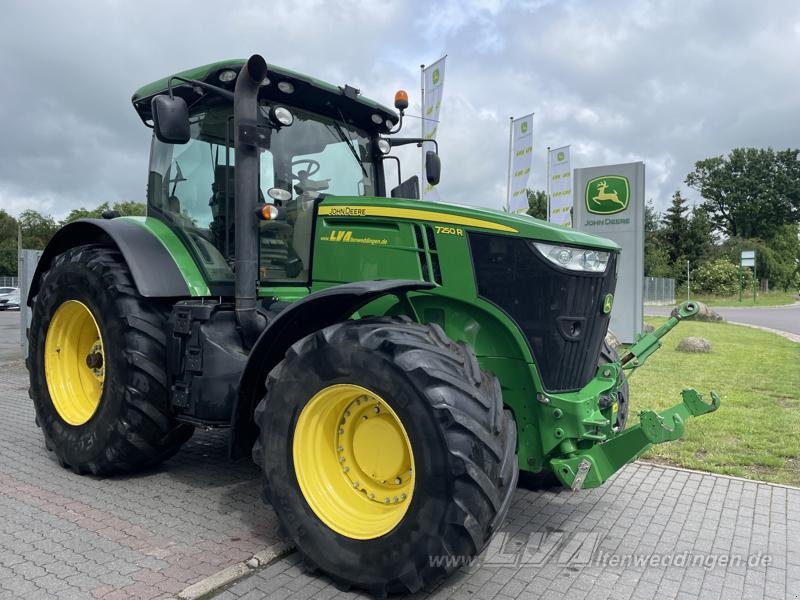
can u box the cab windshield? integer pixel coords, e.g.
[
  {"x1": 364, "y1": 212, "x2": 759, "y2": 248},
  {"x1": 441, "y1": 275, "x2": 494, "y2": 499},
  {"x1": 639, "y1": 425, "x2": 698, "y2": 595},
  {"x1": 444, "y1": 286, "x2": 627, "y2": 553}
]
[{"x1": 147, "y1": 103, "x2": 378, "y2": 286}]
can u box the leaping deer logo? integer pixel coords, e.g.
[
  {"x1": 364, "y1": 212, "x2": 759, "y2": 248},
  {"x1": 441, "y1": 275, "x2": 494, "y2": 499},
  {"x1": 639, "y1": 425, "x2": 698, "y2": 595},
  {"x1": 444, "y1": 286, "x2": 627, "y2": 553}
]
[{"x1": 592, "y1": 180, "x2": 625, "y2": 208}]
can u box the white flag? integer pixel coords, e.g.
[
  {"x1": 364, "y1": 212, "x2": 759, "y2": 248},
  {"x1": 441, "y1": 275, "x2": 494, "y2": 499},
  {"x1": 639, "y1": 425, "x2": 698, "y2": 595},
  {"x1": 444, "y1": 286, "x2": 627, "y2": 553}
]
[
  {"x1": 422, "y1": 57, "x2": 446, "y2": 200},
  {"x1": 508, "y1": 113, "x2": 534, "y2": 213},
  {"x1": 548, "y1": 146, "x2": 572, "y2": 226}
]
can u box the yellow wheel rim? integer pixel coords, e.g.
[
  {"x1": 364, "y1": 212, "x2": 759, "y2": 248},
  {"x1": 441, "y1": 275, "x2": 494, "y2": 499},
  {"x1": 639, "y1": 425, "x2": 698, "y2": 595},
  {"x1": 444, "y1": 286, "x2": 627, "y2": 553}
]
[
  {"x1": 293, "y1": 384, "x2": 415, "y2": 539},
  {"x1": 44, "y1": 300, "x2": 105, "y2": 426}
]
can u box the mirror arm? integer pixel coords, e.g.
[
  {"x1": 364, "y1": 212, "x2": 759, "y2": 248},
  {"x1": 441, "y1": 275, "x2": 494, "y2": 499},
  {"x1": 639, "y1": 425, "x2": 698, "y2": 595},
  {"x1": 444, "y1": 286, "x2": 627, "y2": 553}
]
[
  {"x1": 388, "y1": 137, "x2": 438, "y2": 154},
  {"x1": 381, "y1": 155, "x2": 402, "y2": 190},
  {"x1": 167, "y1": 76, "x2": 235, "y2": 102}
]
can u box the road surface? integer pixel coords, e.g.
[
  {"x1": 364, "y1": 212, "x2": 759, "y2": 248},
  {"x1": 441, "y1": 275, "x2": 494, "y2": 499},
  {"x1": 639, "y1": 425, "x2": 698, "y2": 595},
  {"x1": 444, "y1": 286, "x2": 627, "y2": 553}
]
[{"x1": 646, "y1": 301, "x2": 800, "y2": 336}]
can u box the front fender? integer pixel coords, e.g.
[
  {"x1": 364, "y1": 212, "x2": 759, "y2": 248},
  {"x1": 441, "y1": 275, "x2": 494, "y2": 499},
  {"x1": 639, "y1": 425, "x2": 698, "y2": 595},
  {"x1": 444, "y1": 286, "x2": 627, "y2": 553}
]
[{"x1": 229, "y1": 279, "x2": 435, "y2": 459}]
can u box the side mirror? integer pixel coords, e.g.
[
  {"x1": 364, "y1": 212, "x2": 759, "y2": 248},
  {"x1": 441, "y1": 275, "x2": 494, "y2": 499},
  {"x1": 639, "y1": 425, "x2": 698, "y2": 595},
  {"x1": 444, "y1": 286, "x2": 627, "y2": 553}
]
[
  {"x1": 151, "y1": 95, "x2": 190, "y2": 144},
  {"x1": 425, "y1": 151, "x2": 441, "y2": 186}
]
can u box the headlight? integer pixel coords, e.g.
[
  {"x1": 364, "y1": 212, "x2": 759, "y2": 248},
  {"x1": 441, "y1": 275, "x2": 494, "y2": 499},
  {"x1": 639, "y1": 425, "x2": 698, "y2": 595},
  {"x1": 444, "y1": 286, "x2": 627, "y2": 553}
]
[
  {"x1": 269, "y1": 106, "x2": 294, "y2": 126},
  {"x1": 377, "y1": 138, "x2": 391, "y2": 154},
  {"x1": 532, "y1": 242, "x2": 610, "y2": 273}
]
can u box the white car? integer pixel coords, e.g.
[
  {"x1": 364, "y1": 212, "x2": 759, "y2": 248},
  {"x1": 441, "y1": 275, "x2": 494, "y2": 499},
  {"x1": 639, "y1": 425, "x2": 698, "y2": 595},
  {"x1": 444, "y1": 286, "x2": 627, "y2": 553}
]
[{"x1": 0, "y1": 287, "x2": 20, "y2": 311}]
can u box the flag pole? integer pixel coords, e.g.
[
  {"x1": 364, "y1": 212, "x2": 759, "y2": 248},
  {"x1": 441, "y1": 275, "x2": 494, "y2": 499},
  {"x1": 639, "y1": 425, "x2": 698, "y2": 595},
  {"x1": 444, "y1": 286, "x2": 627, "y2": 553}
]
[
  {"x1": 505, "y1": 116, "x2": 513, "y2": 212},
  {"x1": 546, "y1": 145, "x2": 551, "y2": 221},
  {"x1": 420, "y1": 63, "x2": 425, "y2": 195}
]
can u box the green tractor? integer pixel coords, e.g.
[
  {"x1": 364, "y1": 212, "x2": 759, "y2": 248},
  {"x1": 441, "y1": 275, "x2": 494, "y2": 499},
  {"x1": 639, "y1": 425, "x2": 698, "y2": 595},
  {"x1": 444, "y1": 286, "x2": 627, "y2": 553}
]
[{"x1": 26, "y1": 54, "x2": 718, "y2": 594}]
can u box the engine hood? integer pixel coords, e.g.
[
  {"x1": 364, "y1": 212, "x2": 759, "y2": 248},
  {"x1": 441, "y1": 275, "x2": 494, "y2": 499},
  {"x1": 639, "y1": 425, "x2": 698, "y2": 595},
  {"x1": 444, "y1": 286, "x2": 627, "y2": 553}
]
[{"x1": 317, "y1": 196, "x2": 620, "y2": 252}]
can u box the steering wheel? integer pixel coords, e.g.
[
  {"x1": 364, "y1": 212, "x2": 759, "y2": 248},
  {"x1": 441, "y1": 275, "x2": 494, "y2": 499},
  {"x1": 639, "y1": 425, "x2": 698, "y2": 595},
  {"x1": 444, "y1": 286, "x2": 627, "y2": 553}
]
[{"x1": 291, "y1": 159, "x2": 321, "y2": 180}]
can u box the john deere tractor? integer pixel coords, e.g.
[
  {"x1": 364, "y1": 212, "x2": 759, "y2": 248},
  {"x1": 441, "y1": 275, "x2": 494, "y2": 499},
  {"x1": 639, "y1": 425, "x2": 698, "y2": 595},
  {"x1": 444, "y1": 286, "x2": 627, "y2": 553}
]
[{"x1": 27, "y1": 55, "x2": 718, "y2": 594}]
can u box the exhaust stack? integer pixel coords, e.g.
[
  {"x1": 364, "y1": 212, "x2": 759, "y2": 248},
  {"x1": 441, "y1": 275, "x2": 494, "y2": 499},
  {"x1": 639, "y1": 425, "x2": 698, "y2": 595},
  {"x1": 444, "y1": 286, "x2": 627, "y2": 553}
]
[{"x1": 233, "y1": 54, "x2": 269, "y2": 348}]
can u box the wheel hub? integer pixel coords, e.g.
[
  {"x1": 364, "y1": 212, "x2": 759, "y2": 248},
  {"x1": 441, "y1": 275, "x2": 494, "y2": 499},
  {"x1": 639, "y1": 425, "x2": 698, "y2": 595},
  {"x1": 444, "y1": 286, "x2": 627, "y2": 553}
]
[{"x1": 337, "y1": 394, "x2": 412, "y2": 506}]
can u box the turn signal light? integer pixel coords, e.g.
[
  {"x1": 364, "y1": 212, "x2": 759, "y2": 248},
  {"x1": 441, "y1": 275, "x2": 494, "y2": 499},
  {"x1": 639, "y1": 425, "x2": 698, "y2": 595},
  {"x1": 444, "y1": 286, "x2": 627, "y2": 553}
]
[
  {"x1": 394, "y1": 90, "x2": 409, "y2": 111},
  {"x1": 259, "y1": 204, "x2": 280, "y2": 220}
]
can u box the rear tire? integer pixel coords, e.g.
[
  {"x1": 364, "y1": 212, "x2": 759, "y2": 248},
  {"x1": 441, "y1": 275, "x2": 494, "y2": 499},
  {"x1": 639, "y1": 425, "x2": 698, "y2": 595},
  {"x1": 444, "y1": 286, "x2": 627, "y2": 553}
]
[
  {"x1": 253, "y1": 317, "x2": 518, "y2": 595},
  {"x1": 27, "y1": 244, "x2": 193, "y2": 475}
]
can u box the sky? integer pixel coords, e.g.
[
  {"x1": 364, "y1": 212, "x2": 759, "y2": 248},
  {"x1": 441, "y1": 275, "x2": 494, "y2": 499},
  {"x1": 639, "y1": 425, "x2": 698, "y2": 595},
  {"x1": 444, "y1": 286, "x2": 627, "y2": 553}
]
[{"x1": 1, "y1": 0, "x2": 799, "y2": 221}]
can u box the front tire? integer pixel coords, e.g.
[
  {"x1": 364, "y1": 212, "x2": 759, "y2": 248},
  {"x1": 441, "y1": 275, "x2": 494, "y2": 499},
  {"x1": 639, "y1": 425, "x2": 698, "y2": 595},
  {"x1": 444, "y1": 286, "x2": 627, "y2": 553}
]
[
  {"x1": 253, "y1": 317, "x2": 518, "y2": 595},
  {"x1": 28, "y1": 244, "x2": 193, "y2": 475}
]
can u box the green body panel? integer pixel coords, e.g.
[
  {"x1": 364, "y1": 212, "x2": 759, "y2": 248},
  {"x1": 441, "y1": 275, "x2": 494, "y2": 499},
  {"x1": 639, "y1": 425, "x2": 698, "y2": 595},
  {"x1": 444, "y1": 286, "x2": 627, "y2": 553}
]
[
  {"x1": 121, "y1": 217, "x2": 211, "y2": 296},
  {"x1": 310, "y1": 195, "x2": 628, "y2": 475}
]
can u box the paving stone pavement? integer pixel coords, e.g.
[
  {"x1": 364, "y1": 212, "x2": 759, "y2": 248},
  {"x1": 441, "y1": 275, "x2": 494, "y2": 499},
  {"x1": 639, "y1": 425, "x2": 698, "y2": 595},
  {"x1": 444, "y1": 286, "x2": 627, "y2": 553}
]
[
  {"x1": 0, "y1": 359, "x2": 287, "y2": 600},
  {"x1": 2, "y1": 352, "x2": 799, "y2": 600},
  {"x1": 213, "y1": 469, "x2": 800, "y2": 600}
]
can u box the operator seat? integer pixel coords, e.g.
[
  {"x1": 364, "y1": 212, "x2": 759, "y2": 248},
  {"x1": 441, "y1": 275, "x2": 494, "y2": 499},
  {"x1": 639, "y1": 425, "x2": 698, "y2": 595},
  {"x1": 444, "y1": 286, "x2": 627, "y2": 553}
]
[{"x1": 210, "y1": 165, "x2": 235, "y2": 257}]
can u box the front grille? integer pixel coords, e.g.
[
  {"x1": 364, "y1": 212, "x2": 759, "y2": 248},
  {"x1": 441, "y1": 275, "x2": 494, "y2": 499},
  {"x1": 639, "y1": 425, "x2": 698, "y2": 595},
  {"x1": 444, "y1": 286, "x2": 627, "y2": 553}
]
[{"x1": 469, "y1": 233, "x2": 617, "y2": 392}]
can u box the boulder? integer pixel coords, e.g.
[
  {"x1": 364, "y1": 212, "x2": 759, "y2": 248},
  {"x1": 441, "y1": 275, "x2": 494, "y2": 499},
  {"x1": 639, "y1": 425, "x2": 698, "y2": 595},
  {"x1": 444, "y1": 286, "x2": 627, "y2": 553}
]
[
  {"x1": 671, "y1": 302, "x2": 723, "y2": 322},
  {"x1": 676, "y1": 336, "x2": 712, "y2": 353}
]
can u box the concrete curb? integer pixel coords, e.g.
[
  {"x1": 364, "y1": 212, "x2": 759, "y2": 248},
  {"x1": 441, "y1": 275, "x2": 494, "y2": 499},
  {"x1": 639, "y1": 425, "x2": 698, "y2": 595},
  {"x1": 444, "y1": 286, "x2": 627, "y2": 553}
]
[
  {"x1": 648, "y1": 300, "x2": 800, "y2": 310},
  {"x1": 174, "y1": 542, "x2": 294, "y2": 600},
  {"x1": 724, "y1": 320, "x2": 800, "y2": 343},
  {"x1": 636, "y1": 460, "x2": 800, "y2": 492}
]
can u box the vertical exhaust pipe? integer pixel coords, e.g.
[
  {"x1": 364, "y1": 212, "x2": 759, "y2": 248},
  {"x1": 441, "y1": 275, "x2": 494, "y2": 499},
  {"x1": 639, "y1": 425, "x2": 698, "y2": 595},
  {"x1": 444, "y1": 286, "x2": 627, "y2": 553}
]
[{"x1": 234, "y1": 54, "x2": 268, "y2": 348}]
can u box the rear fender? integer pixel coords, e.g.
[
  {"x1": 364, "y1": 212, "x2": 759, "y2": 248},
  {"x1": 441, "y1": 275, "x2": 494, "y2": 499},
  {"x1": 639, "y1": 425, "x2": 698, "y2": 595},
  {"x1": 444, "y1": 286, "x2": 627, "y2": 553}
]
[{"x1": 27, "y1": 218, "x2": 193, "y2": 305}]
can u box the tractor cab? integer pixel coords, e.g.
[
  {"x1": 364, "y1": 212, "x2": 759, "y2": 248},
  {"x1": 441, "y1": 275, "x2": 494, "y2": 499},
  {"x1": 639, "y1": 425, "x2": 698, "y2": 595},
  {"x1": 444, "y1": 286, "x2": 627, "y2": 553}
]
[{"x1": 131, "y1": 60, "x2": 403, "y2": 289}]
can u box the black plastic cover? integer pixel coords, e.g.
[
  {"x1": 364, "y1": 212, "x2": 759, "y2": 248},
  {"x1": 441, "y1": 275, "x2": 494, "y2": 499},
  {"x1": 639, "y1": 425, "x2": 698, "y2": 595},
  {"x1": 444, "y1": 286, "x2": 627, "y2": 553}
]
[{"x1": 469, "y1": 232, "x2": 617, "y2": 392}]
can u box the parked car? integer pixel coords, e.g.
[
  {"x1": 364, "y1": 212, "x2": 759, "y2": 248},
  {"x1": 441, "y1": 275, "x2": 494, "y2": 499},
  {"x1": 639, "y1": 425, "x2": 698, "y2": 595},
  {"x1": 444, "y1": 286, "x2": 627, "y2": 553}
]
[{"x1": 0, "y1": 288, "x2": 20, "y2": 311}]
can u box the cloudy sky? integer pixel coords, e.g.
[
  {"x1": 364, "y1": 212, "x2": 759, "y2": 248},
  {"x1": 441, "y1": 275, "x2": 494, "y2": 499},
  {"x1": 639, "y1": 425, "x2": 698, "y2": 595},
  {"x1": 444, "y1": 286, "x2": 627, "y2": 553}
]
[{"x1": 1, "y1": 0, "x2": 798, "y2": 220}]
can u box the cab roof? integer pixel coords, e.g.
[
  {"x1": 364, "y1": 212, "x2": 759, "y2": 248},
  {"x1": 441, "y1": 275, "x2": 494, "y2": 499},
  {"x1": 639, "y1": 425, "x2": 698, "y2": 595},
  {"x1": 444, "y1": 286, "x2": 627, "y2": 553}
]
[{"x1": 131, "y1": 59, "x2": 399, "y2": 131}]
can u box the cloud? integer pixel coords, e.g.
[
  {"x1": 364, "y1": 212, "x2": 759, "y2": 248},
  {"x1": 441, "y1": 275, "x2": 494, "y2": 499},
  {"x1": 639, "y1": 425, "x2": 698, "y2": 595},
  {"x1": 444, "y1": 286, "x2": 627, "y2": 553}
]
[{"x1": 0, "y1": 0, "x2": 798, "y2": 221}]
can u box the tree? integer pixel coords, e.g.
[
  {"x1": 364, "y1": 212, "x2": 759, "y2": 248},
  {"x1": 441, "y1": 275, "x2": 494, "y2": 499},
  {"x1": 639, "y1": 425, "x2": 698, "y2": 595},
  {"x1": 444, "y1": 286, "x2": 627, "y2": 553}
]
[
  {"x1": 712, "y1": 226, "x2": 800, "y2": 292},
  {"x1": 685, "y1": 206, "x2": 713, "y2": 266},
  {"x1": 644, "y1": 200, "x2": 670, "y2": 277},
  {"x1": 0, "y1": 210, "x2": 18, "y2": 277},
  {"x1": 111, "y1": 201, "x2": 146, "y2": 217},
  {"x1": 660, "y1": 191, "x2": 690, "y2": 264},
  {"x1": 525, "y1": 189, "x2": 547, "y2": 220},
  {"x1": 685, "y1": 147, "x2": 800, "y2": 239},
  {"x1": 62, "y1": 201, "x2": 146, "y2": 225},
  {"x1": 18, "y1": 210, "x2": 58, "y2": 250}
]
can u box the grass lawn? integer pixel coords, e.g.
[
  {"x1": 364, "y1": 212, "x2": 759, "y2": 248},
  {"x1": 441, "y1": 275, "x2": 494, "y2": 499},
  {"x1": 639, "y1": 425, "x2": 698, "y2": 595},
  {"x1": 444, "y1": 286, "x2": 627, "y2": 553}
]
[
  {"x1": 673, "y1": 290, "x2": 798, "y2": 307},
  {"x1": 627, "y1": 316, "x2": 800, "y2": 486}
]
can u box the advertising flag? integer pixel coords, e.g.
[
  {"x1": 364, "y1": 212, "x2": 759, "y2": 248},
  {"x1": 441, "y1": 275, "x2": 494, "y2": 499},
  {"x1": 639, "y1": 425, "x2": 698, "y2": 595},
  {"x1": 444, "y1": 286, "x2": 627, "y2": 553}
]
[
  {"x1": 422, "y1": 57, "x2": 446, "y2": 200},
  {"x1": 507, "y1": 113, "x2": 534, "y2": 213},
  {"x1": 548, "y1": 146, "x2": 572, "y2": 226}
]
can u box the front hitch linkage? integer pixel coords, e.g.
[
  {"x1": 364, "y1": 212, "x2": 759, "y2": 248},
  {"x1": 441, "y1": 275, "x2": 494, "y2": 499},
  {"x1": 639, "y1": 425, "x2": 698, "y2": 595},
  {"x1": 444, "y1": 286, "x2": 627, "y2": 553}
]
[{"x1": 550, "y1": 300, "x2": 720, "y2": 490}]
